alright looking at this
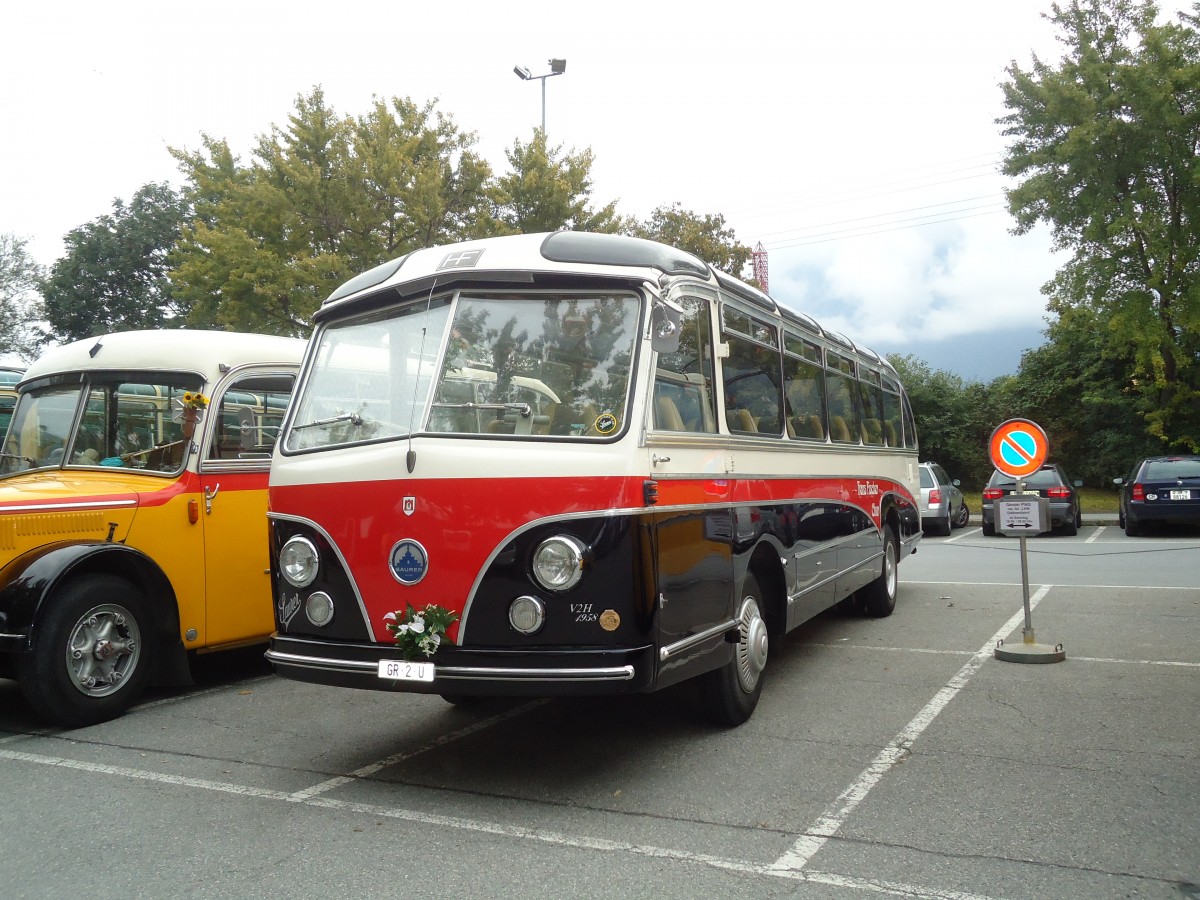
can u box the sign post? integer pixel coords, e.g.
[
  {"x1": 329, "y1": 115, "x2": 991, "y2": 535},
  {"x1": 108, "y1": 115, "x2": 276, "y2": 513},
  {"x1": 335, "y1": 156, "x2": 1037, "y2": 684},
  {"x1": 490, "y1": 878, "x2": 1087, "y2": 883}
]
[{"x1": 988, "y1": 418, "x2": 1066, "y2": 664}]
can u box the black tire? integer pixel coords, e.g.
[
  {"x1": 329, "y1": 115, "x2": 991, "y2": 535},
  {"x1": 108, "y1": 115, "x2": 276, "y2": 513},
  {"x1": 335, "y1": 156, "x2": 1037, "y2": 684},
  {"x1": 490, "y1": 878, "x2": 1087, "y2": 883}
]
[
  {"x1": 859, "y1": 524, "x2": 898, "y2": 617},
  {"x1": 698, "y1": 573, "x2": 768, "y2": 727},
  {"x1": 932, "y1": 512, "x2": 952, "y2": 537},
  {"x1": 953, "y1": 502, "x2": 970, "y2": 529},
  {"x1": 1061, "y1": 515, "x2": 1078, "y2": 536},
  {"x1": 982, "y1": 520, "x2": 995, "y2": 536},
  {"x1": 16, "y1": 575, "x2": 153, "y2": 727},
  {"x1": 1124, "y1": 515, "x2": 1141, "y2": 537}
]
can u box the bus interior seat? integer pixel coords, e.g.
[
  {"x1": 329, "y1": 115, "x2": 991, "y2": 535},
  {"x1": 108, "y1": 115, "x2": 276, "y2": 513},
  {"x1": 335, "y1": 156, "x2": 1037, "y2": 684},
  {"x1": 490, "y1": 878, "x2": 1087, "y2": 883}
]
[
  {"x1": 655, "y1": 397, "x2": 686, "y2": 431},
  {"x1": 792, "y1": 415, "x2": 824, "y2": 439},
  {"x1": 728, "y1": 409, "x2": 758, "y2": 433},
  {"x1": 862, "y1": 418, "x2": 883, "y2": 444},
  {"x1": 830, "y1": 416, "x2": 852, "y2": 442},
  {"x1": 884, "y1": 421, "x2": 899, "y2": 446}
]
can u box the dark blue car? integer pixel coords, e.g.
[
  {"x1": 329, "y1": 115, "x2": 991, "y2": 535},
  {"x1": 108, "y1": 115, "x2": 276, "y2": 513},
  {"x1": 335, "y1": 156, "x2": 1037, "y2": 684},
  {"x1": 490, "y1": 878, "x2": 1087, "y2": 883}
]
[{"x1": 1115, "y1": 456, "x2": 1200, "y2": 536}]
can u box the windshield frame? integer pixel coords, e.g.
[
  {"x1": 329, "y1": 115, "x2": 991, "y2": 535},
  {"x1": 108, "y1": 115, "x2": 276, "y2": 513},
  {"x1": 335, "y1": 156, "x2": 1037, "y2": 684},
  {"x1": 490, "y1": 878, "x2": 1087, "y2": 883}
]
[
  {"x1": 281, "y1": 287, "x2": 646, "y2": 454},
  {"x1": 1, "y1": 369, "x2": 207, "y2": 478}
]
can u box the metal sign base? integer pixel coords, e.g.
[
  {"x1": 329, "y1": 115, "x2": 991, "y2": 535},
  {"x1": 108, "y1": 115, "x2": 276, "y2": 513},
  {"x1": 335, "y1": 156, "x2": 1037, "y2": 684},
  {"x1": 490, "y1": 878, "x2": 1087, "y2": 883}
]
[
  {"x1": 995, "y1": 636, "x2": 1066, "y2": 664},
  {"x1": 994, "y1": 530, "x2": 1067, "y2": 665}
]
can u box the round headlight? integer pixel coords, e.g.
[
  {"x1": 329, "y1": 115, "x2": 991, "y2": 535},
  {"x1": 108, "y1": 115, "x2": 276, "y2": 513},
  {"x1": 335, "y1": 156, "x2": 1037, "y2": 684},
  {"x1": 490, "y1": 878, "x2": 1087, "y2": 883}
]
[
  {"x1": 531, "y1": 535, "x2": 587, "y2": 592},
  {"x1": 509, "y1": 595, "x2": 546, "y2": 634},
  {"x1": 280, "y1": 536, "x2": 319, "y2": 588},
  {"x1": 304, "y1": 591, "x2": 335, "y2": 627}
]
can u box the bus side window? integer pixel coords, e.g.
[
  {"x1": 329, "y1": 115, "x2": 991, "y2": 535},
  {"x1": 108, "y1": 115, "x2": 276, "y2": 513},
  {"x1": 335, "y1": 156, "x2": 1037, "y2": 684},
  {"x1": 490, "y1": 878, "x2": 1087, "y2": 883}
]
[
  {"x1": 210, "y1": 375, "x2": 296, "y2": 460},
  {"x1": 652, "y1": 296, "x2": 717, "y2": 434}
]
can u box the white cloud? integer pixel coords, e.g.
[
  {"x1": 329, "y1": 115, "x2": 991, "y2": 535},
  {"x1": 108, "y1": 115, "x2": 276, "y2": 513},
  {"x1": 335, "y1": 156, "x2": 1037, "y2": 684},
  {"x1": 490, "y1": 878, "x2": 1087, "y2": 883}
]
[{"x1": 0, "y1": 0, "x2": 1175, "y2": 375}]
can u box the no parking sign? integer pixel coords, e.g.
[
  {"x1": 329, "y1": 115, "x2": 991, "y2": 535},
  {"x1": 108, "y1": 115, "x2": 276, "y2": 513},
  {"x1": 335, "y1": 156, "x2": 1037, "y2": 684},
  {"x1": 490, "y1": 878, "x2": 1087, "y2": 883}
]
[{"x1": 989, "y1": 418, "x2": 1049, "y2": 478}]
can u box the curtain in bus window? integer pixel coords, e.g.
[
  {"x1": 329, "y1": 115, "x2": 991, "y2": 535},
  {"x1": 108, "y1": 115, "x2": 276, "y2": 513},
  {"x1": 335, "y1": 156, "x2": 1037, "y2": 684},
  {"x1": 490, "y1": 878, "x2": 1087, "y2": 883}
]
[{"x1": 653, "y1": 296, "x2": 716, "y2": 433}]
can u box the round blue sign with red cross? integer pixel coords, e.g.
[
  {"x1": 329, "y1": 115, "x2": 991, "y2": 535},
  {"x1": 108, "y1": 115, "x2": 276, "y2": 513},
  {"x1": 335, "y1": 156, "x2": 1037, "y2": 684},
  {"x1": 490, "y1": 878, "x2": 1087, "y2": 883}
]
[{"x1": 988, "y1": 418, "x2": 1050, "y2": 478}]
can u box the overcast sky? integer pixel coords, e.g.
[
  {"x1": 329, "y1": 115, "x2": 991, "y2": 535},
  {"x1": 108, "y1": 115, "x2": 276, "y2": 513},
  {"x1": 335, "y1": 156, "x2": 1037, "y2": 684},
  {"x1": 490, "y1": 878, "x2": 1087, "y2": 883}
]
[{"x1": 2, "y1": 1, "x2": 1184, "y2": 379}]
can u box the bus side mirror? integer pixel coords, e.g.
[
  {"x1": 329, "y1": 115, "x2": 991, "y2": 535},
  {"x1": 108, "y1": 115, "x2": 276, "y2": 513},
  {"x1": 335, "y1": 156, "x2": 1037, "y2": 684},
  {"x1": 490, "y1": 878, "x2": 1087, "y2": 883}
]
[{"x1": 650, "y1": 300, "x2": 683, "y2": 354}]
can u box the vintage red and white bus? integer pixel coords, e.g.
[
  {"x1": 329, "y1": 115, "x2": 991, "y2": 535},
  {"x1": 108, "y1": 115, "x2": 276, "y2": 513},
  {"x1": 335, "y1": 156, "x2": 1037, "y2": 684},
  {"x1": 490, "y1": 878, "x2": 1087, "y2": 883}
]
[{"x1": 265, "y1": 232, "x2": 921, "y2": 725}]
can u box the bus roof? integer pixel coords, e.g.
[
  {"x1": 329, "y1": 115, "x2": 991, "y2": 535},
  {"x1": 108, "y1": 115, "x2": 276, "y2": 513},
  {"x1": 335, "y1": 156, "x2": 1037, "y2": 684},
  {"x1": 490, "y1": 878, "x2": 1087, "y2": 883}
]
[
  {"x1": 19, "y1": 330, "x2": 307, "y2": 388},
  {"x1": 319, "y1": 232, "x2": 895, "y2": 374}
]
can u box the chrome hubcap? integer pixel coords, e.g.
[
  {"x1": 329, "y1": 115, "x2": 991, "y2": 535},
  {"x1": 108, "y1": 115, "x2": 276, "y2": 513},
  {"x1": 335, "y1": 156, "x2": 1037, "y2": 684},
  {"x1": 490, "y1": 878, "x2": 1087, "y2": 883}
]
[
  {"x1": 735, "y1": 596, "x2": 768, "y2": 692},
  {"x1": 65, "y1": 604, "x2": 141, "y2": 698}
]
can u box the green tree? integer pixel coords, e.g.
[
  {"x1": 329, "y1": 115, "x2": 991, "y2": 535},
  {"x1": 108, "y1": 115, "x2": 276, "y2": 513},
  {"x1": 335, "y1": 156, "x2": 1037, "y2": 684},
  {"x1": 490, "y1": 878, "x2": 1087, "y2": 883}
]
[
  {"x1": 887, "y1": 354, "x2": 1001, "y2": 486},
  {"x1": 170, "y1": 88, "x2": 497, "y2": 336},
  {"x1": 1006, "y1": 307, "x2": 1159, "y2": 483},
  {"x1": 0, "y1": 234, "x2": 45, "y2": 361},
  {"x1": 628, "y1": 203, "x2": 752, "y2": 275},
  {"x1": 494, "y1": 131, "x2": 622, "y2": 234},
  {"x1": 999, "y1": 0, "x2": 1200, "y2": 450},
  {"x1": 40, "y1": 183, "x2": 189, "y2": 342}
]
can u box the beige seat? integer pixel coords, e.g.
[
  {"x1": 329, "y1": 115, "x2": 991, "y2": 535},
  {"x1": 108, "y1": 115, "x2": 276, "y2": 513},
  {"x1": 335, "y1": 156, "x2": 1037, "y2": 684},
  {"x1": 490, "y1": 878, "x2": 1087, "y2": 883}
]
[
  {"x1": 830, "y1": 416, "x2": 852, "y2": 442},
  {"x1": 727, "y1": 408, "x2": 758, "y2": 433},
  {"x1": 656, "y1": 397, "x2": 686, "y2": 431}
]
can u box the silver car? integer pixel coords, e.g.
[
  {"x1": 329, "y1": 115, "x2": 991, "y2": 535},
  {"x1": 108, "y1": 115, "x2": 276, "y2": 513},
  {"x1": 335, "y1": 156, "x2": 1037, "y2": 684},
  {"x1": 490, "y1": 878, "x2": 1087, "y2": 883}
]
[{"x1": 919, "y1": 461, "x2": 969, "y2": 535}]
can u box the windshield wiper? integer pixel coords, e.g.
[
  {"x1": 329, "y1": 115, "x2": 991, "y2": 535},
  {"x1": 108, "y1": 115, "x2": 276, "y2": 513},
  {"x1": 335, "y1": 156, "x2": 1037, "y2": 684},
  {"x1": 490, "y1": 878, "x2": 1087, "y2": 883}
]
[
  {"x1": 291, "y1": 411, "x2": 365, "y2": 431},
  {"x1": 430, "y1": 401, "x2": 532, "y2": 417}
]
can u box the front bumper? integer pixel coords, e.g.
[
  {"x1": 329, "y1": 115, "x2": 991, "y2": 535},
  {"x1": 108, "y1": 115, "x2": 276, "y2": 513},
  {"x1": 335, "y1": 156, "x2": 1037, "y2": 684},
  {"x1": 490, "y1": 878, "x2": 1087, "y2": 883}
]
[{"x1": 266, "y1": 633, "x2": 657, "y2": 697}]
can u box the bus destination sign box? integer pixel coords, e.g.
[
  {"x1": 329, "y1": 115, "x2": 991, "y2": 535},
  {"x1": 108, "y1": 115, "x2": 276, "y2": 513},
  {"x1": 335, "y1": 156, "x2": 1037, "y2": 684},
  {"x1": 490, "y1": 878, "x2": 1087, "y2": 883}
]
[{"x1": 995, "y1": 493, "x2": 1050, "y2": 535}]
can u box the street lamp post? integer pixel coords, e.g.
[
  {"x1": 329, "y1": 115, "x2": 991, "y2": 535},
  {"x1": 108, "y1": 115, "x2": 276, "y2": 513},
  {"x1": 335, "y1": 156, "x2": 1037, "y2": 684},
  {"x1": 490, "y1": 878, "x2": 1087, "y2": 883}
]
[{"x1": 513, "y1": 58, "x2": 566, "y2": 134}]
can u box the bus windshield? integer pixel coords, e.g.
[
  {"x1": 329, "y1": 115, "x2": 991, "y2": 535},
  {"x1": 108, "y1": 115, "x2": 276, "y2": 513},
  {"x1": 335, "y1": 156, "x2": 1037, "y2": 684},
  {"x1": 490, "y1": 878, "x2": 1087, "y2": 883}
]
[
  {"x1": 1, "y1": 374, "x2": 204, "y2": 476},
  {"x1": 285, "y1": 291, "x2": 641, "y2": 450}
]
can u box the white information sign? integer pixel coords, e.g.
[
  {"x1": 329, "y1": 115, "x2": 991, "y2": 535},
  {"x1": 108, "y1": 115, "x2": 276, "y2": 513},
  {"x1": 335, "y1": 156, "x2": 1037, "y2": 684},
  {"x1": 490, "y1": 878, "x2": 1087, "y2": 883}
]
[{"x1": 996, "y1": 494, "x2": 1050, "y2": 535}]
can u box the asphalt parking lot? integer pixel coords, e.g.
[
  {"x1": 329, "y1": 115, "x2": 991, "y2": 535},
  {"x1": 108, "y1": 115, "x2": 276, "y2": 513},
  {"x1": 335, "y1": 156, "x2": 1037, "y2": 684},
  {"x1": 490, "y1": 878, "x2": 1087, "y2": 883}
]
[{"x1": 1, "y1": 523, "x2": 1197, "y2": 899}]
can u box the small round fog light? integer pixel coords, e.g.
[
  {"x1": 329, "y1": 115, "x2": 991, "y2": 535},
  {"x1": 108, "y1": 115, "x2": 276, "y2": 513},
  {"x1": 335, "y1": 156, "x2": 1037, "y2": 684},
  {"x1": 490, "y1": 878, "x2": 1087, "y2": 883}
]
[
  {"x1": 305, "y1": 591, "x2": 335, "y2": 627},
  {"x1": 280, "y1": 536, "x2": 319, "y2": 588},
  {"x1": 508, "y1": 595, "x2": 545, "y2": 635}
]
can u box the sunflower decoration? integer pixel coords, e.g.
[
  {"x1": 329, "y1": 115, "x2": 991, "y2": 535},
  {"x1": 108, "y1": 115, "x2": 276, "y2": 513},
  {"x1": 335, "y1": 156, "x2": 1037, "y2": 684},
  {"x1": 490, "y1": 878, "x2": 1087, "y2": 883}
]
[{"x1": 181, "y1": 392, "x2": 209, "y2": 411}]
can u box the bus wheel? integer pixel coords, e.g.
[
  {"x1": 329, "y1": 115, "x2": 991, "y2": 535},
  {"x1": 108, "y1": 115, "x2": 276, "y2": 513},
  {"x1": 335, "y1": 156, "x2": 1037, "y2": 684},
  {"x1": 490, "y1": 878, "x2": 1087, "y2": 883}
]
[
  {"x1": 17, "y1": 575, "x2": 153, "y2": 728},
  {"x1": 859, "y1": 525, "x2": 898, "y2": 618},
  {"x1": 699, "y1": 574, "x2": 768, "y2": 727}
]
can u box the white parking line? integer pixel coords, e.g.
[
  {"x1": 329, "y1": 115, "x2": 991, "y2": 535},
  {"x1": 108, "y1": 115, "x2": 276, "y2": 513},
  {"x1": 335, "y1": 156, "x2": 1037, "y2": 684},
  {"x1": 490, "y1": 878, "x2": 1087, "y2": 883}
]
[
  {"x1": 0, "y1": 743, "x2": 1004, "y2": 900},
  {"x1": 287, "y1": 699, "x2": 547, "y2": 801},
  {"x1": 770, "y1": 586, "x2": 1053, "y2": 873},
  {"x1": 1085, "y1": 526, "x2": 1105, "y2": 543}
]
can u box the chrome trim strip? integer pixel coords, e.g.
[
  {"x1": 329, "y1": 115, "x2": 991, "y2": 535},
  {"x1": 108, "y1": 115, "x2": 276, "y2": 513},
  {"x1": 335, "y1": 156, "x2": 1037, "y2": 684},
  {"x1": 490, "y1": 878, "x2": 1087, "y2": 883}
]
[
  {"x1": 658, "y1": 617, "x2": 738, "y2": 662},
  {"x1": 0, "y1": 499, "x2": 137, "y2": 513},
  {"x1": 0, "y1": 632, "x2": 28, "y2": 640},
  {"x1": 264, "y1": 649, "x2": 636, "y2": 682}
]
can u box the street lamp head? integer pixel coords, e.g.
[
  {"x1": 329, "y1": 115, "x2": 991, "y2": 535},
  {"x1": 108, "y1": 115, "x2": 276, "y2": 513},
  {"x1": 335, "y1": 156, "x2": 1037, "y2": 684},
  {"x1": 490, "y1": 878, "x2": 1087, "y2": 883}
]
[
  {"x1": 513, "y1": 66, "x2": 531, "y2": 80},
  {"x1": 549, "y1": 58, "x2": 566, "y2": 74}
]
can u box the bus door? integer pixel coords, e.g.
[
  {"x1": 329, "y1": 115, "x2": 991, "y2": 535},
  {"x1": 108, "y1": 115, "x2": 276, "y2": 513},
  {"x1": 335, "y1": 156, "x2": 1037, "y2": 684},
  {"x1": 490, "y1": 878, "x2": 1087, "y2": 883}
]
[
  {"x1": 651, "y1": 506, "x2": 735, "y2": 689},
  {"x1": 198, "y1": 372, "x2": 296, "y2": 646}
]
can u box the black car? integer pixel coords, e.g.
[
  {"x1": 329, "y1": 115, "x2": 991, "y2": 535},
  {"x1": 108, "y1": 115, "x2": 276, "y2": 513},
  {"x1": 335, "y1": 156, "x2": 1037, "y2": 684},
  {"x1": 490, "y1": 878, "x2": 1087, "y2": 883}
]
[
  {"x1": 1115, "y1": 455, "x2": 1200, "y2": 536},
  {"x1": 981, "y1": 463, "x2": 1082, "y2": 536}
]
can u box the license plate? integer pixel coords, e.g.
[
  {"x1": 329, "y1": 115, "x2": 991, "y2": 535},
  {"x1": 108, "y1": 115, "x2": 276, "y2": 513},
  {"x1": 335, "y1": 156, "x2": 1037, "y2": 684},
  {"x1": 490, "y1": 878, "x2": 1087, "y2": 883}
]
[
  {"x1": 1170, "y1": 490, "x2": 1191, "y2": 501},
  {"x1": 377, "y1": 659, "x2": 435, "y2": 682}
]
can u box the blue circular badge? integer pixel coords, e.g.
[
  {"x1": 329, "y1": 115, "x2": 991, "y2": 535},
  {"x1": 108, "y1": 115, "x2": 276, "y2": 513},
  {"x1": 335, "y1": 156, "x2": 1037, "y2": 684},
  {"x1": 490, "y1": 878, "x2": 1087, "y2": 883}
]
[{"x1": 388, "y1": 539, "x2": 429, "y2": 585}]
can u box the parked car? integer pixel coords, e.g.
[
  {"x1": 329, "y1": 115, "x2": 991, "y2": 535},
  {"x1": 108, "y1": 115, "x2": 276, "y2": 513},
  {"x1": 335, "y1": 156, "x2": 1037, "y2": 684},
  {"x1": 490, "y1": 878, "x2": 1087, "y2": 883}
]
[
  {"x1": 981, "y1": 463, "x2": 1082, "y2": 536},
  {"x1": 918, "y1": 461, "x2": 968, "y2": 535},
  {"x1": 1114, "y1": 455, "x2": 1200, "y2": 536}
]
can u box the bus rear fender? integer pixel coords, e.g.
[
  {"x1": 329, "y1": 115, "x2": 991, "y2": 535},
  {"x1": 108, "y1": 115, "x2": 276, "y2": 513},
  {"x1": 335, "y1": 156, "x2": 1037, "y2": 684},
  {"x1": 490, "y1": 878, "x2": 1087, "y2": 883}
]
[
  {"x1": 0, "y1": 542, "x2": 190, "y2": 685},
  {"x1": 745, "y1": 541, "x2": 787, "y2": 638}
]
